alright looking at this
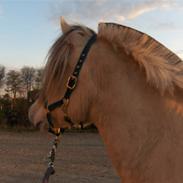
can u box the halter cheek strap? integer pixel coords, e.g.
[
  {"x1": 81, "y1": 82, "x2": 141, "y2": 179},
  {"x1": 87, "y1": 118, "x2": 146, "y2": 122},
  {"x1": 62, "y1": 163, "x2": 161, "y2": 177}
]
[{"x1": 45, "y1": 33, "x2": 97, "y2": 134}]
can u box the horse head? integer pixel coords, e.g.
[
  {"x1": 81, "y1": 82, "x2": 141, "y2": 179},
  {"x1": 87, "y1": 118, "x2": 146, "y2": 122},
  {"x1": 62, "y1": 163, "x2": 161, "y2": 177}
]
[{"x1": 29, "y1": 17, "x2": 97, "y2": 130}]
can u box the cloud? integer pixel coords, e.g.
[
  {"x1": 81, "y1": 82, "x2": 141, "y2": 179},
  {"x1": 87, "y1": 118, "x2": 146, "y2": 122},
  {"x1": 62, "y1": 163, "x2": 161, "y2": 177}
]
[
  {"x1": 126, "y1": 0, "x2": 176, "y2": 19},
  {"x1": 150, "y1": 22, "x2": 180, "y2": 31},
  {"x1": 48, "y1": 0, "x2": 182, "y2": 25}
]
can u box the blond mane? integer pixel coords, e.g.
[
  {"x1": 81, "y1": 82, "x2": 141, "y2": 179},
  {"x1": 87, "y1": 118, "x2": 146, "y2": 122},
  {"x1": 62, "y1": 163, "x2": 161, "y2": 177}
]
[
  {"x1": 40, "y1": 22, "x2": 183, "y2": 102},
  {"x1": 98, "y1": 23, "x2": 183, "y2": 94}
]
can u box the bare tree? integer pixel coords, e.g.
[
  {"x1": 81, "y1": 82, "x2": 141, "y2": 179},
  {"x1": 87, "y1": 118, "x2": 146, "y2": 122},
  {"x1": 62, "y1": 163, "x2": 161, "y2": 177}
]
[
  {"x1": 21, "y1": 66, "x2": 35, "y2": 99},
  {"x1": 0, "y1": 65, "x2": 5, "y2": 88},
  {"x1": 34, "y1": 68, "x2": 43, "y2": 90},
  {"x1": 6, "y1": 70, "x2": 22, "y2": 102}
]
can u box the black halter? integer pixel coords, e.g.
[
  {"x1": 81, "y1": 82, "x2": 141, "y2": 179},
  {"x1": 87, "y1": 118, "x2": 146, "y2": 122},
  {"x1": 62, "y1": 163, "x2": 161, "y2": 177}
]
[{"x1": 45, "y1": 33, "x2": 97, "y2": 135}]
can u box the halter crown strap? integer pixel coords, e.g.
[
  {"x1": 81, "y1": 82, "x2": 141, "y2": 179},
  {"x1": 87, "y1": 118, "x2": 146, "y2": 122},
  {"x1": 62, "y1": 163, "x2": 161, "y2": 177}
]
[{"x1": 47, "y1": 34, "x2": 97, "y2": 112}]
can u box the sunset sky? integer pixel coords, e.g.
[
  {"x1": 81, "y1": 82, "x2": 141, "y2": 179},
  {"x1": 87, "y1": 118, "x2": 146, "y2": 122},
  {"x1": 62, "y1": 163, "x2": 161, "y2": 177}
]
[{"x1": 0, "y1": 0, "x2": 183, "y2": 69}]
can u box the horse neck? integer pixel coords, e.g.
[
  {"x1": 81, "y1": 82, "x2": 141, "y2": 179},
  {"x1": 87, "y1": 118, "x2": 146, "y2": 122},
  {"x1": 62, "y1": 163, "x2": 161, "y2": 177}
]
[{"x1": 89, "y1": 41, "x2": 183, "y2": 182}]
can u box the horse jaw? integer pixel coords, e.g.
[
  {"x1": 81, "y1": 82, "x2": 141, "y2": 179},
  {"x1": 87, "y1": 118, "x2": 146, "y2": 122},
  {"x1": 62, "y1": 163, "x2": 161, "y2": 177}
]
[{"x1": 60, "y1": 16, "x2": 71, "y2": 33}]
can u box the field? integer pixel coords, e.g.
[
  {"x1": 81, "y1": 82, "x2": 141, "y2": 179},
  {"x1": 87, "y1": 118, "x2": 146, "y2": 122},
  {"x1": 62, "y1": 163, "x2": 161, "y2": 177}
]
[{"x1": 0, "y1": 130, "x2": 120, "y2": 183}]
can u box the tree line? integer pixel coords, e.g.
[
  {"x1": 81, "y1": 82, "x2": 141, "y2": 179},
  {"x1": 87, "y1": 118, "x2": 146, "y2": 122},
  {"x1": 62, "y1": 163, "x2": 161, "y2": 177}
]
[
  {"x1": 0, "y1": 65, "x2": 97, "y2": 131},
  {"x1": 0, "y1": 65, "x2": 43, "y2": 128}
]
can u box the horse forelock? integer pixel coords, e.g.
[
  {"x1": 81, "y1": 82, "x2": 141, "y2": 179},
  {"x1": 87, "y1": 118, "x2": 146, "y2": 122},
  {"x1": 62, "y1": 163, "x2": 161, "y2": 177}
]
[
  {"x1": 39, "y1": 25, "x2": 95, "y2": 103},
  {"x1": 98, "y1": 23, "x2": 183, "y2": 95}
]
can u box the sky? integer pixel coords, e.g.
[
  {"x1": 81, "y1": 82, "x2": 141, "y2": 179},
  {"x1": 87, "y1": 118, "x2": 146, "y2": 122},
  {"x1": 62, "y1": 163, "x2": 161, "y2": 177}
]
[{"x1": 0, "y1": 0, "x2": 183, "y2": 69}]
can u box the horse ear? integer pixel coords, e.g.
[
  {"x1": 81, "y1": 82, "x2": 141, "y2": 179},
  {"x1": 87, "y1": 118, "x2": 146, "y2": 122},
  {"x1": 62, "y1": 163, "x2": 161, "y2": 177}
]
[{"x1": 60, "y1": 17, "x2": 71, "y2": 33}]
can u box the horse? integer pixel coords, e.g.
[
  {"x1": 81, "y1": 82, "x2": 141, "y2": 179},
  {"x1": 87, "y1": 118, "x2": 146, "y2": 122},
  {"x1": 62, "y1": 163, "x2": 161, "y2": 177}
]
[{"x1": 29, "y1": 17, "x2": 183, "y2": 183}]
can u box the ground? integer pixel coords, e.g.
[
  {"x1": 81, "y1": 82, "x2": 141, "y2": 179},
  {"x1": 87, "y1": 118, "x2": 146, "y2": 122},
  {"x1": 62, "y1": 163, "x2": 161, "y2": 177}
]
[{"x1": 0, "y1": 130, "x2": 120, "y2": 183}]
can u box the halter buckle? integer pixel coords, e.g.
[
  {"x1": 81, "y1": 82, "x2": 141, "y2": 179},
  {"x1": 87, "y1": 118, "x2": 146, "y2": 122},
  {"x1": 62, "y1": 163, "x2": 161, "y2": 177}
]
[{"x1": 66, "y1": 75, "x2": 77, "y2": 90}]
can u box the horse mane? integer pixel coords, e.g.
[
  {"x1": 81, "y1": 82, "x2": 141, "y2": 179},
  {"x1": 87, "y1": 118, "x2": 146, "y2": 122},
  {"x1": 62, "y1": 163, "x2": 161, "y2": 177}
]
[
  {"x1": 98, "y1": 23, "x2": 183, "y2": 94},
  {"x1": 39, "y1": 25, "x2": 94, "y2": 102},
  {"x1": 40, "y1": 22, "x2": 183, "y2": 102}
]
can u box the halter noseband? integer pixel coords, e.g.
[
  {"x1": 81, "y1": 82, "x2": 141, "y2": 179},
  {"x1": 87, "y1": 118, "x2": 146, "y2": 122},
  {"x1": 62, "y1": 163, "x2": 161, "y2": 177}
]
[{"x1": 45, "y1": 33, "x2": 97, "y2": 135}]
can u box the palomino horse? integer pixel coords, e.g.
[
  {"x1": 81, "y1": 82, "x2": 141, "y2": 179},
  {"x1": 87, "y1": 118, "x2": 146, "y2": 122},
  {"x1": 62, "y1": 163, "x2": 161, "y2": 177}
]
[{"x1": 29, "y1": 17, "x2": 183, "y2": 183}]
